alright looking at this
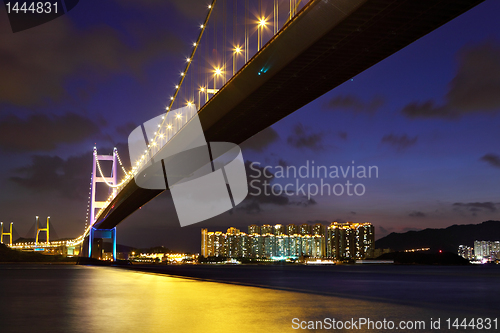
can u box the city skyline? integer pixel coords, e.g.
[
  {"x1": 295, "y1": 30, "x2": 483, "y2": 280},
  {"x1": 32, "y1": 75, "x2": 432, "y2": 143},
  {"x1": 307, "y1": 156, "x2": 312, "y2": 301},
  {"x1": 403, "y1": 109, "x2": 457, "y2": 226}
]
[
  {"x1": 0, "y1": 1, "x2": 499, "y2": 253},
  {"x1": 201, "y1": 221, "x2": 375, "y2": 260}
]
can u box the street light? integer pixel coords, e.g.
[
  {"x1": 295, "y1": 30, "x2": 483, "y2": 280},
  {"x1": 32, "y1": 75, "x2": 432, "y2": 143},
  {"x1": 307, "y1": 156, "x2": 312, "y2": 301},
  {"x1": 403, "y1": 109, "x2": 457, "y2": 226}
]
[
  {"x1": 199, "y1": 86, "x2": 206, "y2": 108},
  {"x1": 213, "y1": 67, "x2": 222, "y2": 91},
  {"x1": 258, "y1": 18, "x2": 267, "y2": 50},
  {"x1": 233, "y1": 46, "x2": 242, "y2": 76}
]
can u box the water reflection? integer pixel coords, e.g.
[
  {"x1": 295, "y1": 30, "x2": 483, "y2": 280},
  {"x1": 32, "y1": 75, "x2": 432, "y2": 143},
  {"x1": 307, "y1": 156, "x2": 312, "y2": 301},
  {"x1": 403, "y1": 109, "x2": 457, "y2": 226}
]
[{"x1": 0, "y1": 265, "x2": 483, "y2": 332}]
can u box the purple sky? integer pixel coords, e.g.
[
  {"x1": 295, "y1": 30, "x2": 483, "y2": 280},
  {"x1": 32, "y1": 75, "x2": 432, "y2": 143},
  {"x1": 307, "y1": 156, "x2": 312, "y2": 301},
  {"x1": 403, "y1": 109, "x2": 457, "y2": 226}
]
[{"x1": 1, "y1": 0, "x2": 499, "y2": 252}]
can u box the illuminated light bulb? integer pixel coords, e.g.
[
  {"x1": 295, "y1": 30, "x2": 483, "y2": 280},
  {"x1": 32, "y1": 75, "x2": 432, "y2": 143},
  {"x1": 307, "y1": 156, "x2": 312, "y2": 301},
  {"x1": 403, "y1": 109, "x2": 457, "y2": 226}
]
[
  {"x1": 259, "y1": 18, "x2": 267, "y2": 27},
  {"x1": 175, "y1": 85, "x2": 179, "y2": 89},
  {"x1": 187, "y1": 102, "x2": 192, "y2": 106},
  {"x1": 186, "y1": 58, "x2": 191, "y2": 62},
  {"x1": 180, "y1": 72, "x2": 185, "y2": 76},
  {"x1": 200, "y1": 24, "x2": 204, "y2": 28},
  {"x1": 170, "y1": 97, "x2": 174, "y2": 100},
  {"x1": 159, "y1": 134, "x2": 164, "y2": 138},
  {"x1": 208, "y1": 5, "x2": 211, "y2": 8},
  {"x1": 176, "y1": 114, "x2": 182, "y2": 119},
  {"x1": 167, "y1": 125, "x2": 172, "y2": 129},
  {"x1": 200, "y1": 87, "x2": 205, "y2": 92},
  {"x1": 214, "y1": 67, "x2": 222, "y2": 75},
  {"x1": 158, "y1": 124, "x2": 161, "y2": 127},
  {"x1": 193, "y1": 42, "x2": 197, "y2": 46},
  {"x1": 166, "y1": 107, "x2": 169, "y2": 110}
]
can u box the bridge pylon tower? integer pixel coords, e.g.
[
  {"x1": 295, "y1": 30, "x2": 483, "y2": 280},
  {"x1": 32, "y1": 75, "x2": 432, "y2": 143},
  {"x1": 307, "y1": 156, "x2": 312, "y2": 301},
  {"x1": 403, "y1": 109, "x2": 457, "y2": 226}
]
[
  {"x1": 35, "y1": 216, "x2": 49, "y2": 246},
  {"x1": 87, "y1": 147, "x2": 118, "y2": 260},
  {"x1": 0, "y1": 222, "x2": 13, "y2": 246}
]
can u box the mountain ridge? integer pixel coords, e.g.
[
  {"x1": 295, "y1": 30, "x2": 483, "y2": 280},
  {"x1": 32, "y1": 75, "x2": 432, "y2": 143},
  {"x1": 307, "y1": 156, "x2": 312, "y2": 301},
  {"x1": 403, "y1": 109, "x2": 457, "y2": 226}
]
[{"x1": 375, "y1": 220, "x2": 500, "y2": 252}]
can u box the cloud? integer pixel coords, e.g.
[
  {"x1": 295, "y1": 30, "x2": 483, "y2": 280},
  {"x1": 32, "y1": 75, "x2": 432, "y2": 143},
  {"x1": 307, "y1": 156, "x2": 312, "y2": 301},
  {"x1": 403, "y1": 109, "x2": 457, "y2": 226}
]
[
  {"x1": 10, "y1": 154, "x2": 90, "y2": 200},
  {"x1": 0, "y1": 113, "x2": 100, "y2": 152},
  {"x1": 237, "y1": 160, "x2": 316, "y2": 214},
  {"x1": 381, "y1": 134, "x2": 417, "y2": 151},
  {"x1": 241, "y1": 127, "x2": 279, "y2": 152},
  {"x1": 453, "y1": 202, "x2": 498, "y2": 216},
  {"x1": 278, "y1": 159, "x2": 288, "y2": 168},
  {"x1": 338, "y1": 132, "x2": 348, "y2": 140},
  {"x1": 323, "y1": 95, "x2": 384, "y2": 114},
  {"x1": 480, "y1": 153, "x2": 500, "y2": 168},
  {"x1": 402, "y1": 101, "x2": 457, "y2": 119},
  {"x1": 409, "y1": 211, "x2": 426, "y2": 218},
  {"x1": 0, "y1": 14, "x2": 183, "y2": 107},
  {"x1": 10, "y1": 143, "x2": 133, "y2": 201},
  {"x1": 116, "y1": 122, "x2": 138, "y2": 139},
  {"x1": 287, "y1": 124, "x2": 324, "y2": 151},
  {"x1": 237, "y1": 161, "x2": 289, "y2": 214},
  {"x1": 306, "y1": 220, "x2": 329, "y2": 225},
  {"x1": 402, "y1": 40, "x2": 500, "y2": 119}
]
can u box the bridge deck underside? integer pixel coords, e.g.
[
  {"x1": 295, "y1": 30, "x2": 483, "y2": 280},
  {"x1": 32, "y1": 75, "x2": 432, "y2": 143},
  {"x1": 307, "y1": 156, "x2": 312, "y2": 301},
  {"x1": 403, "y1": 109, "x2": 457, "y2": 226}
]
[
  {"x1": 200, "y1": 0, "x2": 484, "y2": 143},
  {"x1": 93, "y1": 0, "x2": 484, "y2": 230}
]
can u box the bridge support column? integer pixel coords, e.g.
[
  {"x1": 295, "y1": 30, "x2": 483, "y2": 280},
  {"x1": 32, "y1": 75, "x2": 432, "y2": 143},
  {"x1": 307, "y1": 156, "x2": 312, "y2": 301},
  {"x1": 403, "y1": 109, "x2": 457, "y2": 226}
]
[
  {"x1": 88, "y1": 227, "x2": 116, "y2": 261},
  {"x1": 0, "y1": 222, "x2": 13, "y2": 246},
  {"x1": 35, "y1": 216, "x2": 49, "y2": 246}
]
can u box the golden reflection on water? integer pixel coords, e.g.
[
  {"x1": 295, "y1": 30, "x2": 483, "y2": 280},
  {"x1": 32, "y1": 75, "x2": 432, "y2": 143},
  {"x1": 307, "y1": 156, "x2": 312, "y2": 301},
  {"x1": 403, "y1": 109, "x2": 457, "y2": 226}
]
[{"x1": 65, "y1": 266, "x2": 459, "y2": 333}]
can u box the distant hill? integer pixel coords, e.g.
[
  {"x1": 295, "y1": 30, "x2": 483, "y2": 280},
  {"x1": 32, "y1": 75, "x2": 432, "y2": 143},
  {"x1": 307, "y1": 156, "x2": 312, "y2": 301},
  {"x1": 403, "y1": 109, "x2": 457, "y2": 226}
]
[{"x1": 375, "y1": 220, "x2": 500, "y2": 252}]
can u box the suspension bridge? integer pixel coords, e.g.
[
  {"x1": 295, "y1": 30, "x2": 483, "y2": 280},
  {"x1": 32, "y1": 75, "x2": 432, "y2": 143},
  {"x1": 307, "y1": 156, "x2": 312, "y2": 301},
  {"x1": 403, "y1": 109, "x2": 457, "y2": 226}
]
[{"x1": 3, "y1": 0, "x2": 485, "y2": 260}]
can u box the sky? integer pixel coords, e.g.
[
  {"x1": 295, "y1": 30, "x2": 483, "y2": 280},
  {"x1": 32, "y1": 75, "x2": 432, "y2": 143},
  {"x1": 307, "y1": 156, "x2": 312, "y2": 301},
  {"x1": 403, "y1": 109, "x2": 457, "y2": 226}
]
[{"x1": 0, "y1": 0, "x2": 499, "y2": 252}]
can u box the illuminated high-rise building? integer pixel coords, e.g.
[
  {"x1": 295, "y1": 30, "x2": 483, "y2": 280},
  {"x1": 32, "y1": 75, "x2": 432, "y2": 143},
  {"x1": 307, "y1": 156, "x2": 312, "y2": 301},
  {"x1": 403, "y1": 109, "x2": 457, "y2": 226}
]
[
  {"x1": 248, "y1": 224, "x2": 260, "y2": 235},
  {"x1": 299, "y1": 224, "x2": 311, "y2": 235},
  {"x1": 301, "y1": 234, "x2": 313, "y2": 256},
  {"x1": 326, "y1": 222, "x2": 374, "y2": 260},
  {"x1": 312, "y1": 223, "x2": 325, "y2": 236},
  {"x1": 261, "y1": 224, "x2": 272, "y2": 235},
  {"x1": 274, "y1": 224, "x2": 285, "y2": 236},
  {"x1": 474, "y1": 240, "x2": 500, "y2": 260},
  {"x1": 289, "y1": 234, "x2": 302, "y2": 257},
  {"x1": 227, "y1": 227, "x2": 240, "y2": 235},
  {"x1": 201, "y1": 222, "x2": 374, "y2": 260},
  {"x1": 239, "y1": 233, "x2": 251, "y2": 258},
  {"x1": 201, "y1": 228, "x2": 208, "y2": 257},
  {"x1": 287, "y1": 224, "x2": 298, "y2": 235},
  {"x1": 263, "y1": 233, "x2": 275, "y2": 257},
  {"x1": 275, "y1": 234, "x2": 289, "y2": 257},
  {"x1": 344, "y1": 226, "x2": 355, "y2": 259},
  {"x1": 249, "y1": 233, "x2": 263, "y2": 258},
  {"x1": 226, "y1": 230, "x2": 239, "y2": 257},
  {"x1": 355, "y1": 223, "x2": 375, "y2": 258},
  {"x1": 312, "y1": 234, "x2": 325, "y2": 258},
  {"x1": 213, "y1": 231, "x2": 226, "y2": 257},
  {"x1": 458, "y1": 245, "x2": 474, "y2": 260},
  {"x1": 206, "y1": 231, "x2": 215, "y2": 256},
  {"x1": 326, "y1": 222, "x2": 342, "y2": 259}
]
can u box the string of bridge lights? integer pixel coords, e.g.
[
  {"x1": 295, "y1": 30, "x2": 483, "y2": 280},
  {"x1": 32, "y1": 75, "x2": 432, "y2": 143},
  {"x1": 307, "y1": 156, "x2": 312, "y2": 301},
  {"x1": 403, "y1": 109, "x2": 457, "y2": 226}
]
[
  {"x1": 84, "y1": 172, "x2": 92, "y2": 231},
  {"x1": 8, "y1": 1, "x2": 308, "y2": 252},
  {"x1": 134, "y1": 0, "x2": 287, "y2": 175},
  {"x1": 112, "y1": 0, "x2": 306, "y2": 191},
  {"x1": 93, "y1": 148, "x2": 131, "y2": 189}
]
